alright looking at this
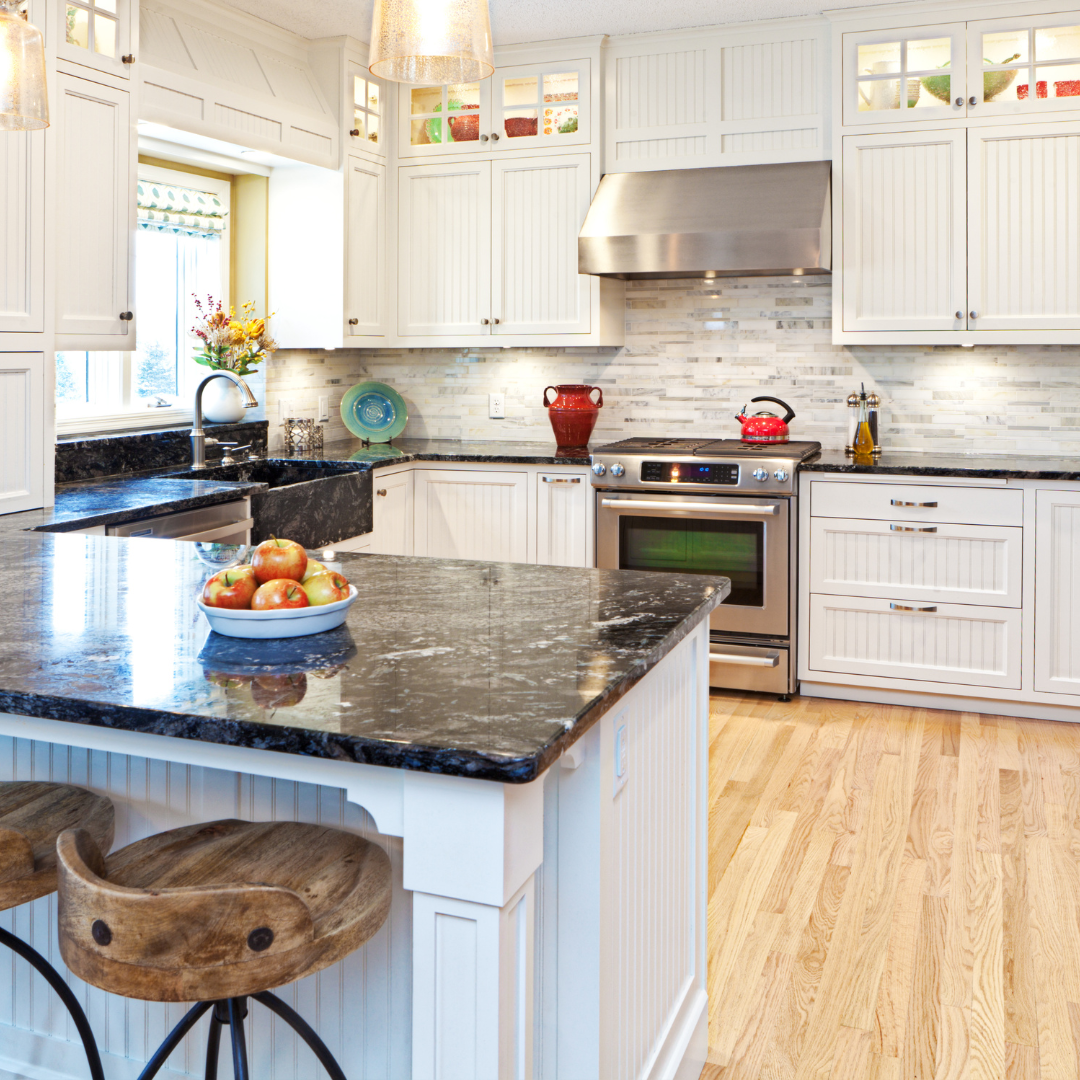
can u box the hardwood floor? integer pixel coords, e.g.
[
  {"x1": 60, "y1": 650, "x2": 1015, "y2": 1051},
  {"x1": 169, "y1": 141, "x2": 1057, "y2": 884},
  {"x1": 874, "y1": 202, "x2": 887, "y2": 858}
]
[{"x1": 701, "y1": 690, "x2": 1080, "y2": 1080}]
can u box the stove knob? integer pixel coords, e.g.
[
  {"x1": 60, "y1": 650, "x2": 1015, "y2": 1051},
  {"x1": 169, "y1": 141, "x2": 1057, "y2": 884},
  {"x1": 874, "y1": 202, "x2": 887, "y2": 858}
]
[
  {"x1": 591, "y1": 462, "x2": 607, "y2": 477},
  {"x1": 610, "y1": 463, "x2": 625, "y2": 478},
  {"x1": 774, "y1": 468, "x2": 789, "y2": 482},
  {"x1": 753, "y1": 467, "x2": 769, "y2": 482}
]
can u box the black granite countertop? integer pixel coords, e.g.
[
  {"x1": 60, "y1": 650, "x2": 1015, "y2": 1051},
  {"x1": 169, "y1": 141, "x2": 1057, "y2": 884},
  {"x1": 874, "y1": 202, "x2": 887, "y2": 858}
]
[
  {"x1": 803, "y1": 448, "x2": 1080, "y2": 480},
  {"x1": 283, "y1": 437, "x2": 593, "y2": 468},
  {"x1": 0, "y1": 534, "x2": 728, "y2": 783}
]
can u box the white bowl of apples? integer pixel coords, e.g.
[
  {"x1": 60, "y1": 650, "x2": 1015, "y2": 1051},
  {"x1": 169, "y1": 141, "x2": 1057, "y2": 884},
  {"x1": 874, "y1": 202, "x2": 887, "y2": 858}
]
[{"x1": 198, "y1": 537, "x2": 357, "y2": 639}]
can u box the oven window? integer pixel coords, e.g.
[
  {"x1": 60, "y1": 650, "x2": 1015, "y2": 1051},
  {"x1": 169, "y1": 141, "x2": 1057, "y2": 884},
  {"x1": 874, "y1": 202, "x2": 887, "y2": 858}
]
[{"x1": 619, "y1": 517, "x2": 764, "y2": 606}]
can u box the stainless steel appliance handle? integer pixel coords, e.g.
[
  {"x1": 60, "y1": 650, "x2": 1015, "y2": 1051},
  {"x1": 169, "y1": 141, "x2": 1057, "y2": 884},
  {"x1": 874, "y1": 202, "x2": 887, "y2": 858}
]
[
  {"x1": 890, "y1": 603, "x2": 938, "y2": 613},
  {"x1": 600, "y1": 498, "x2": 778, "y2": 516},
  {"x1": 890, "y1": 524, "x2": 938, "y2": 533},
  {"x1": 542, "y1": 476, "x2": 582, "y2": 484},
  {"x1": 890, "y1": 499, "x2": 938, "y2": 507},
  {"x1": 709, "y1": 650, "x2": 780, "y2": 667},
  {"x1": 174, "y1": 517, "x2": 254, "y2": 543}
]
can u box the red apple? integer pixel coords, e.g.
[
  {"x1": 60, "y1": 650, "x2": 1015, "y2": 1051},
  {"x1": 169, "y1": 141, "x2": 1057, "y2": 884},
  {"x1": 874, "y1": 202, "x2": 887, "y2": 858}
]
[
  {"x1": 251, "y1": 579, "x2": 310, "y2": 610},
  {"x1": 301, "y1": 559, "x2": 326, "y2": 583},
  {"x1": 252, "y1": 537, "x2": 308, "y2": 584},
  {"x1": 203, "y1": 670, "x2": 252, "y2": 689},
  {"x1": 302, "y1": 570, "x2": 350, "y2": 607},
  {"x1": 251, "y1": 673, "x2": 307, "y2": 708},
  {"x1": 201, "y1": 566, "x2": 258, "y2": 609}
]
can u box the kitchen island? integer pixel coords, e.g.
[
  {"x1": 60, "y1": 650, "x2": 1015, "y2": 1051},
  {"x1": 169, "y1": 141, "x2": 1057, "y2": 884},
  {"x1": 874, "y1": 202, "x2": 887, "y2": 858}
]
[{"x1": 0, "y1": 533, "x2": 726, "y2": 1080}]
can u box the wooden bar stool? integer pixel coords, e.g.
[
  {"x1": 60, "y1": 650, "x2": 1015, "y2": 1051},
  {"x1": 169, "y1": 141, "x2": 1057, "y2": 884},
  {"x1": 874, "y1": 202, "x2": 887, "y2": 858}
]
[
  {"x1": 57, "y1": 818, "x2": 392, "y2": 1080},
  {"x1": 0, "y1": 781, "x2": 114, "y2": 1080}
]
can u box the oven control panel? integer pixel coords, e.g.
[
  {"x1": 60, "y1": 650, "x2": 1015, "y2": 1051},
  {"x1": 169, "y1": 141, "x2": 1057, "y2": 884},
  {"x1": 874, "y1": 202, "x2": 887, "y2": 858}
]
[{"x1": 640, "y1": 461, "x2": 740, "y2": 485}]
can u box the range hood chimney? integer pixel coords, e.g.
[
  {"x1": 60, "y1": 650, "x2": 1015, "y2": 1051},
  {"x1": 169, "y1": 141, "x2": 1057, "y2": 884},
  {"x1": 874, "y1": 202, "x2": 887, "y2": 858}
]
[{"x1": 578, "y1": 161, "x2": 831, "y2": 280}]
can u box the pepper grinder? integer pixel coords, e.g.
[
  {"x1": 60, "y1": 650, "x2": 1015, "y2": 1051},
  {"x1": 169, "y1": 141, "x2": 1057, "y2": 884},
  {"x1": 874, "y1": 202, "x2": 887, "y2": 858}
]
[{"x1": 866, "y1": 392, "x2": 882, "y2": 455}]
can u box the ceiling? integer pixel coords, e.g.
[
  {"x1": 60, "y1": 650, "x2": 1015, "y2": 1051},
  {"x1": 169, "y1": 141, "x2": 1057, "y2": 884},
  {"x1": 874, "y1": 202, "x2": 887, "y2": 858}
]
[{"x1": 216, "y1": 0, "x2": 902, "y2": 46}]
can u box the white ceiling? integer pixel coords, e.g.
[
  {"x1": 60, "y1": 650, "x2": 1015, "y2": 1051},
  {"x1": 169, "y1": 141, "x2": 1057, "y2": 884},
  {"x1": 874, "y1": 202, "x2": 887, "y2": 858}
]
[{"x1": 216, "y1": 0, "x2": 903, "y2": 46}]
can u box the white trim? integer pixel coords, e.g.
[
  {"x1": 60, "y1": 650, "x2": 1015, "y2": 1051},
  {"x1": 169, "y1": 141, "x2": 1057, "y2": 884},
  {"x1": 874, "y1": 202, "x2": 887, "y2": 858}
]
[{"x1": 55, "y1": 405, "x2": 194, "y2": 437}]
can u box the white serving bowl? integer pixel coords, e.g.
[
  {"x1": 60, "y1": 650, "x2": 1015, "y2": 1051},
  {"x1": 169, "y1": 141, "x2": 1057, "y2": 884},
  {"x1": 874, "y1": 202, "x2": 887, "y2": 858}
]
[{"x1": 198, "y1": 586, "x2": 358, "y2": 639}]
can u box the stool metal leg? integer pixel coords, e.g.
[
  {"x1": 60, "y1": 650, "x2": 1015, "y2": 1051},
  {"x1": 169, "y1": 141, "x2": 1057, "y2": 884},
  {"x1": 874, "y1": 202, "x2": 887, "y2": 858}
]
[
  {"x1": 204, "y1": 1003, "x2": 224, "y2": 1080},
  {"x1": 136, "y1": 1001, "x2": 213, "y2": 1080},
  {"x1": 227, "y1": 997, "x2": 250, "y2": 1080},
  {"x1": 0, "y1": 925, "x2": 106, "y2": 1080},
  {"x1": 253, "y1": 991, "x2": 349, "y2": 1080}
]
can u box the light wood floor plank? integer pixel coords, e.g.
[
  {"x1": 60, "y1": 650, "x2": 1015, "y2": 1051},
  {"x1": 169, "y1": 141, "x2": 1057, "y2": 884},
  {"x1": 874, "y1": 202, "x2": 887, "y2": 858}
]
[{"x1": 1000, "y1": 769, "x2": 1038, "y2": 1050}]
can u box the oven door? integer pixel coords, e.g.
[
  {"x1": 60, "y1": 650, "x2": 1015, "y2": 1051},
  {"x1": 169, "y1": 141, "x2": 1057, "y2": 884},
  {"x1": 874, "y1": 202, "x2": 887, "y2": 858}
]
[{"x1": 595, "y1": 492, "x2": 790, "y2": 638}]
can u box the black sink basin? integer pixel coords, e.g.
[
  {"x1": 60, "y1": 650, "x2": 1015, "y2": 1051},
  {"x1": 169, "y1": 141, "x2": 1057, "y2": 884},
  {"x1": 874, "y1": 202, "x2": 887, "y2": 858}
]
[{"x1": 159, "y1": 461, "x2": 360, "y2": 489}]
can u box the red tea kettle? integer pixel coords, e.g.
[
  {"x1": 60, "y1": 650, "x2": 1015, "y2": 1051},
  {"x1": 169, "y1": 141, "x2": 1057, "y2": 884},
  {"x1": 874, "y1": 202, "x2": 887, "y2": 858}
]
[{"x1": 735, "y1": 396, "x2": 796, "y2": 444}]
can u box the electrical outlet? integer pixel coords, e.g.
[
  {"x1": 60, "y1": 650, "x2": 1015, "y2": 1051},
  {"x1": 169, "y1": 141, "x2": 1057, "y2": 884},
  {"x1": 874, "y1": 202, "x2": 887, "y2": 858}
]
[
  {"x1": 278, "y1": 398, "x2": 290, "y2": 421},
  {"x1": 318, "y1": 395, "x2": 329, "y2": 422},
  {"x1": 489, "y1": 392, "x2": 506, "y2": 419}
]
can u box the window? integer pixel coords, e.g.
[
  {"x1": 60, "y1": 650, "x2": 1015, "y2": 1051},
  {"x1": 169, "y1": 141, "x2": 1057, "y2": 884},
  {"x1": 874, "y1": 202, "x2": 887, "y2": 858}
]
[{"x1": 56, "y1": 165, "x2": 230, "y2": 435}]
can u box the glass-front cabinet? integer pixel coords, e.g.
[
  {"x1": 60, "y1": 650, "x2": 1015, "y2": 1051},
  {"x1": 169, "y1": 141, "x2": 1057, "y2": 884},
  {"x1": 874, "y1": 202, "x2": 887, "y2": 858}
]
[
  {"x1": 56, "y1": 0, "x2": 132, "y2": 78},
  {"x1": 347, "y1": 62, "x2": 385, "y2": 156},
  {"x1": 398, "y1": 59, "x2": 590, "y2": 156}
]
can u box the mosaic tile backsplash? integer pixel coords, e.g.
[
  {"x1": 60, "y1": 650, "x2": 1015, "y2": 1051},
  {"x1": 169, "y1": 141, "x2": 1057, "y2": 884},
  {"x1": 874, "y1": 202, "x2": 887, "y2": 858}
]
[{"x1": 264, "y1": 278, "x2": 1080, "y2": 456}]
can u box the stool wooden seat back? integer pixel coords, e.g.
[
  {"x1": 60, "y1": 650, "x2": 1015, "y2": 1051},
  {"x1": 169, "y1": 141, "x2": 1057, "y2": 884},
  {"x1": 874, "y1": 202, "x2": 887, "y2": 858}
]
[
  {"x1": 0, "y1": 781, "x2": 114, "y2": 1080},
  {"x1": 57, "y1": 818, "x2": 392, "y2": 1080}
]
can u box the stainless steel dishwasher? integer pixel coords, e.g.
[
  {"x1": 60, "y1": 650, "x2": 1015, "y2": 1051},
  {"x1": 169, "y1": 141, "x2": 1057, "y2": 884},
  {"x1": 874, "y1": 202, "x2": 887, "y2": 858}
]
[{"x1": 106, "y1": 499, "x2": 253, "y2": 544}]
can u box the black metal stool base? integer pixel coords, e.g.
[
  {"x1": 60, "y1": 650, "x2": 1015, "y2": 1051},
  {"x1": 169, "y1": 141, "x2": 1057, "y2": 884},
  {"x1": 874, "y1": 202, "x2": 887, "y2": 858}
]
[
  {"x1": 137, "y1": 991, "x2": 349, "y2": 1080},
  {"x1": 0, "y1": 925, "x2": 105, "y2": 1080}
]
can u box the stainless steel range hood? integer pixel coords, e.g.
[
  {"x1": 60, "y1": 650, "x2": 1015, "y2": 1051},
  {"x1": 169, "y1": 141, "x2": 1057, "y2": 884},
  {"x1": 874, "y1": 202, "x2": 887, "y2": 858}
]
[{"x1": 578, "y1": 161, "x2": 831, "y2": 280}]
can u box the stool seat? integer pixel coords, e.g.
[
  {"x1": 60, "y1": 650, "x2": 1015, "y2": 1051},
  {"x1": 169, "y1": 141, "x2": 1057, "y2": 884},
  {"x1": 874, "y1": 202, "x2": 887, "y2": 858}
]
[
  {"x1": 57, "y1": 819, "x2": 392, "y2": 1003},
  {"x1": 0, "y1": 781, "x2": 114, "y2": 911}
]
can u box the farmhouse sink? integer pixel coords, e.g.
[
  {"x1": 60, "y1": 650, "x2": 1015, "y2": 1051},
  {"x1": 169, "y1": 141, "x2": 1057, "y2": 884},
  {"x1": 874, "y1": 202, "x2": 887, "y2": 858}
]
[{"x1": 158, "y1": 461, "x2": 360, "y2": 489}]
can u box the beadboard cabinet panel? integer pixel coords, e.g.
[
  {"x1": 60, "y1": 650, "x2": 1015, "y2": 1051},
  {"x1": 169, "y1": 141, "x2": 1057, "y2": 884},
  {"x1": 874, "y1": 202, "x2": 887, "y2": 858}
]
[
  {"x1": 368, "y1": 469, "x2": 414, "y2": 556},
  {"x1": 0, "y1": 354, "x2": 44, "y2": 515},
  {"x1": 0, "y1": 130, "x2": 43, "y2": 333},
  {"x1": 344, "y1": 158, "x2": 387, "y2": 340},
  {"x1": 1035, "y1": 489, "x2": 1080, "y2": 695},
  {"x1": 55, "y1": 73, "x2": 134, "y2": 344},
  {"x1": 491, "y1": 154, "x2": 591, "y2": 336},
  {"x1": 535, "y1": 471, "x2": 592, "y2": 567},
  {"x1": 969, "y1": 122, "x2": 1080, "y2": 330},
  {"x1": 841, "y1": 129, "x2": 967, "y2": 331}
]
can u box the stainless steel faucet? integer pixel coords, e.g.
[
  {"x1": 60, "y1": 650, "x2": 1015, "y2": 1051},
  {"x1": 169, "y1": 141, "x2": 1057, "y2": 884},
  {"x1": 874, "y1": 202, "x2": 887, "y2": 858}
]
[{"x1": 190, "y1": 371, "x2": 258, "y2": 469}]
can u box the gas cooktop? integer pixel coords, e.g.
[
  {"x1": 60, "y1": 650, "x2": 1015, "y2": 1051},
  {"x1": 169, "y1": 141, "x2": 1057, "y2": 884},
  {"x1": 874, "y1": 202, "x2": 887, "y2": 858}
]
[{"x1": 593, "y1": 437, "x2": 822, "y2": 461}]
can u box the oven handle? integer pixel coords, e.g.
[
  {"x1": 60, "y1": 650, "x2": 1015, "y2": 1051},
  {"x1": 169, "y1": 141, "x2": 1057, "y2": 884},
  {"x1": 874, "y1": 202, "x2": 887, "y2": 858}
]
[
  {"x1": 709, "y1": 649, "x2": 781, "y2": 667},
  {"x1": 600, "y1": 498, "x2": 779, "y2": 516}
]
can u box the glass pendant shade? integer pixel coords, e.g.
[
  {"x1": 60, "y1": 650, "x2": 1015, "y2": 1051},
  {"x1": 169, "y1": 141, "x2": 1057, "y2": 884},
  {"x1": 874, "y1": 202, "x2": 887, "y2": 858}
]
[
  {"x1": 368, "y1": 0, "x2": 494, "y2": 85},
  {"x1": 0, "y1": 2, "x2": 48, "y2": 131}
]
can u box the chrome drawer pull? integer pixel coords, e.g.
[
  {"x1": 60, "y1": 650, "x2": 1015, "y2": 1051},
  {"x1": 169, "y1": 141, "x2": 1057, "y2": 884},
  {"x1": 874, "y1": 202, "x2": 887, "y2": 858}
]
[
  {"x1": 890, "y1": 603, "x2": 938, "y2": 613},
  {"x1": 542, "y1": 476, "x2": 581, "y2": 483},
  {"x1": 709, "y1": 650, "x2": 780, "y2": 667},
  {"x1": 600, "y1": 498, "x2": 778, "y2": 515},
  {"x1": 890, "y1": 499, "x2": 938, "y2": 507},
  {"x1": 890, "y1": 524, "x2": 937, "y2": 533}
]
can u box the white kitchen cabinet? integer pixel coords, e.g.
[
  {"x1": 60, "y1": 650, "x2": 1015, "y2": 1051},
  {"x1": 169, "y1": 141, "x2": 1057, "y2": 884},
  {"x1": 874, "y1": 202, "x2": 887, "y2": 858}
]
[
  {"x1": 810, "y1": 479, "x2": 1024, "y2": 525},
  {"x1": 0, "y1": 353, "x2": 45, "y2": 514},
  {"x1": 841, "y1": 129, "x2": 967, "y2": 332},
  {"x1": 397, "y1": 161, "x2": 492, "y2": 337},
  {"x1": 344, "y1": 158, "x2": 388, "y2": 340},
  {"x1": 535, "y1": 470, "x2": 592, "y2": 567},
  {"x1": 968, "y1": 121, "x2": 1080, "y2": 330},
  {"x1": 368, "y1": 469, "x2": 414, "y2": 556},
  {"x1": 56, "y1": 0, "x2": 134, "y2": 80},
  {"x1": 346, "y1": 61, "x2": 387, "y2": 159},
  {"x1": 1034, "y1": 489, "x2": 1080, "y2": 695},
  {"x1": 54, "y1": 72, "x2": 135, "y2": 347},
  {"x1": 0, "y1": 130, "x2": 44, "y2": 334},
  {"x1": 413, "y1": 469, "x2": 528, "y2": 562}
]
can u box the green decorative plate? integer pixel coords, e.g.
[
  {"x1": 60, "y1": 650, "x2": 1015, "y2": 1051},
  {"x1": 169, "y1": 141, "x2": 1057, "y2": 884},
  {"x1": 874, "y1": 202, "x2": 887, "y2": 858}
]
[{"x1": 340, "y1": 381, "x2": 408, "y2": 442}]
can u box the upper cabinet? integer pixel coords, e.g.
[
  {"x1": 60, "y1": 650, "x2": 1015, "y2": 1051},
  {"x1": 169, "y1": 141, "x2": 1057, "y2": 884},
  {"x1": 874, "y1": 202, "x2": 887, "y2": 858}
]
[
  {"x1": 56, "y1": 0, "x2": 134, "y2": 80},
  {"x1": 0, "y1": 130, "x2": 44, "y2": 334},
  {"x1": 348, "y1": 62, "x2": 386, "y2": 158}
]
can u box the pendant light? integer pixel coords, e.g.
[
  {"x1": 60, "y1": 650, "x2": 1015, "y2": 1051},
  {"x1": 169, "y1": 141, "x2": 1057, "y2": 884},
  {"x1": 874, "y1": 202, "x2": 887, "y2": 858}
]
[
  {"x1": 368, "y1": 0, "x2": 494, "y2": 85},
  {"x1": 0, "y1": 0, "x2": 48, "y2": 130}
]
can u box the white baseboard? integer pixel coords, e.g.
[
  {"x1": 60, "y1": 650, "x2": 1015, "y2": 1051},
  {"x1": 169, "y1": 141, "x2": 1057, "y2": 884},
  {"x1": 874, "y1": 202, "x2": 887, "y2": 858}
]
[{"x1": 647, "y1": 987, "x2": 708, "y2": 1080}]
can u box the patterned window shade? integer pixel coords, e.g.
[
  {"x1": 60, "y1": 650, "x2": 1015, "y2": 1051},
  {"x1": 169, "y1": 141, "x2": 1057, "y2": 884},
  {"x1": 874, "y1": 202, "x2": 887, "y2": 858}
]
[{"x1": 137, "y1": 181, "x2": 227, "y2": 237}]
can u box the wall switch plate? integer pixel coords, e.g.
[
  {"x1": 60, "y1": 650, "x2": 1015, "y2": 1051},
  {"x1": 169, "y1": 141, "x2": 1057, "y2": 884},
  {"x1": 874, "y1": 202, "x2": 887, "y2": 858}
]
[
  {"x1": 318, "y1": 396, "x2": 329, "y2": 422},
  {"x1": 489, "y1": 392, "x2": 506, "y2": 419}
]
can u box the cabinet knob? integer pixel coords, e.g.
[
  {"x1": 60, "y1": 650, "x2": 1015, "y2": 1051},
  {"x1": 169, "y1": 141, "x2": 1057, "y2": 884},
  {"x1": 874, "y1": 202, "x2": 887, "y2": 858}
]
[
  {"x1": 377, "y1": 488, "x2": 387, "y2": 497},
  {"x1": 969, "y1": 310, "x2": 978, "y2": 319},
  {"x1": 955, "y1": 310, "x2": 963, "y2": 320},
  {"x1": 480, "y1": 318, "x2": 490, "y2": 325},
  {"x1": 348, "y1": 318, "x2": 359, "y2": 326},
  {"x1": 954, "y1": 96, "x2": 963, "y2": 106},
  {"x1": 479, "y1": 133, "x2": 489, "y2": 142},
  {"x1": 119, "y1": 311, "x2": 133, "y2": 321},
  {"x1": 490, "y1": 132, "x2": 500, "y2": 141},
  {"x1": 492, "y1": 317, "x2": 500, "y2": 325},
  {"x1": 349, "y1": 128, "x2": 360, "y2": 137},
  {"x1": 122, "y1": 54, "x2": 135, "y2": 64},
  {"x1": 969, "y1": 96, "x2": 978, "y2": 106}
]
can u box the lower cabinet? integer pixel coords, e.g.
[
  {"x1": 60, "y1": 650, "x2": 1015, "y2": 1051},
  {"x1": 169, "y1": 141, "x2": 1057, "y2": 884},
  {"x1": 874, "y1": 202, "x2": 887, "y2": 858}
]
[
  {"x1": 413, "y1": 468, "x2": 528, "y2": 562},
  {"x1": 1034, "y1": 488, "x2": 1080, "y2": 695},
  {"x1": 369, "y1": 468, "x2": 414, "y2": 555},
  {"x1": 536, "y1": 470, "x2": 591, "y2": 567},
  {"x1": 0, "y1": 353, "x2": 45, "y2": 514}
]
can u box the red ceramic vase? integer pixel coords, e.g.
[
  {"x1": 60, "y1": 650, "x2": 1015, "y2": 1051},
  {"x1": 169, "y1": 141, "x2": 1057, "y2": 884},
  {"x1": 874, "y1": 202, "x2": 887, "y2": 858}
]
[{"x1": 543, "y1": 384, "x2": 603, "y2": 449}]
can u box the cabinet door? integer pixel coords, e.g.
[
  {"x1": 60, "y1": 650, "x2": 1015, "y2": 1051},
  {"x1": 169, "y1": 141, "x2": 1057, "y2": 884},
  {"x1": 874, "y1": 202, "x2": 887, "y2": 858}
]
[
  {"x1": 842, "y1": 24, "x2": 967, "y2": 126},
  {"x1": 369, "y1": 470, "x2": 414, "y2": 556},
  {"x1": 0, "y1": 353, "x2": 44, "y2": 514},
  {"x1": 491, "y1": 154, "x2": 591, "y2": 335},
  {"x1": 536, "y1": 471, "x2": 591, "y2": 566},
  {"x1": 1034, "y1": 489, "x2": 1080, "y2": 695},
  {"x1": 347, "y1": 63, "x2": 386, "y2": 157},
  {"x1": 968, "y1": 122, "x2": 1080, "y2": 330},
  {"x1": 55, "y1": 73, "x2": 134, "y2": 343},
  {"x1": 492, "y1": 60, "x2": 590, "y2": 150},
  {"x1": 841, "y1": 130, "x2": 967, "y2": 332},
  {"x1": 344, "y1": 158, "x2": 387, "y2": 340},
  {"x1": 56, "y1": 0, "x2": 133, "y2": 79},
  {"x1": 398, "y1": 80, "x2": 489, "y2": 158},
  {"x1": 0, "y1": 130, "x2": 43, "y2": 333},
  {"x1": 398, "y1": 162, "x2": 491, "y2": 336},
  {"x1": 413, "y1": 469, "x2": 528, "y2": 562}
]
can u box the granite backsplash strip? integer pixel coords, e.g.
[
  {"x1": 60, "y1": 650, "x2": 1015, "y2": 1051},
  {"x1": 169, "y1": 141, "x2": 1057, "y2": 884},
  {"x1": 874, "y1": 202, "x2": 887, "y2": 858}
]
[
  {"x1": 264, "y1": 278, "x2": 1080, "y2": 457},
  {"x1": 56, "y1": 421, "x2": 270, "y2": 483}
]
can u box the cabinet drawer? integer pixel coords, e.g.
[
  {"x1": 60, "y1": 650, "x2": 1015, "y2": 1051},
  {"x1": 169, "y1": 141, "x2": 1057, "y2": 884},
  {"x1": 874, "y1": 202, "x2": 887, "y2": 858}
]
[
  {"x1": 810, "y1": 480, "x2": 1023, "y2": 526},
  {"x1": 807, "y1": 594, "x2": 1022, "y2": 689},
  {"x1": 809, "y1": 518, "x2": 1022, "y2": 607}
]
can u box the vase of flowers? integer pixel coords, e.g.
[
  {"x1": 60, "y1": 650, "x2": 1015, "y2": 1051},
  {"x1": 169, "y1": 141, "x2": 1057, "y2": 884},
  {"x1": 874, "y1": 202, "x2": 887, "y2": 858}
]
[{"x1": 191, "y1": 296, "x2": 277, "y2": 423}]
